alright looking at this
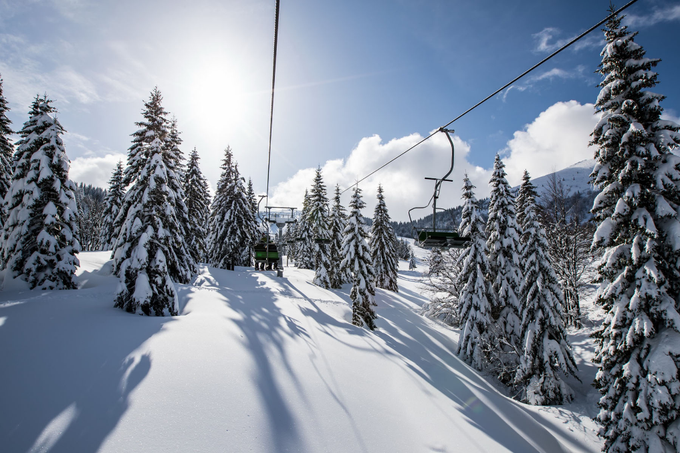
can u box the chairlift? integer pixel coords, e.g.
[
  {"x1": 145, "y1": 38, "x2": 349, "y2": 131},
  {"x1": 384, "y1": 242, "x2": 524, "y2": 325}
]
[{"x1": 408, "y1": 128, "x2": 470, "y2": 250}]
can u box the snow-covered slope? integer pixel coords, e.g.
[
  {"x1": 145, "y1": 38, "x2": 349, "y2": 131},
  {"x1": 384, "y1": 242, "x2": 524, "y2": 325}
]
[
  {"x1": 528, "y1": 159, "x2": 596, "y2": 198},
  {"x1": 0, "y1": 251, "x2": 601, "y2": 452}
]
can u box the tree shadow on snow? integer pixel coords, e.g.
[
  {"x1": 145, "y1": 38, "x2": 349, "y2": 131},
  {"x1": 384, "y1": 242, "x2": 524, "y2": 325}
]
[
  {"x1": 0, "y1": 286, "x2": 170, "y2": 453},
  {"x1": 372, "y1": 290, "x2": 594, "y2": 453},
  {"x1": 205, "y1": 268, "x2": 312, "y2": 453}
]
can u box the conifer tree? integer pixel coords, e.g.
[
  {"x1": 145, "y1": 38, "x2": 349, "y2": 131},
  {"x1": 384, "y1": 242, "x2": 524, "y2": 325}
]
[
  {"x1": 341, "y1": 186, "x2": 377, "y2": 330},
  {"x1": 124, "y1": 87, "x2": 169, "y2": 187},
  {"x1": 486, "y1": 154, "x2": 522, "y2": 376},
  {"x1": 329, "y1": 185, "x2": 349, "y2": 287},
  {"x1": 408, "y1": 249, "x2": 417, "y2": 270},
  {"x1": 183, "y1": 148, "x2": 211, "y2": 263},
  {"x1": 294, "y1": 190, "x2": 315, "y2": 269},
  {"x1": 0, "y1": 76, "x2": 14, "y2": 226},
  {"x1": 590, "y1": 11, "x2": 680, "y2": 452},
  {"x1": 370, "y1": 185, "x2": 399, "y2": 292},
  {"x1": 515, "y1": 173, "x2": 577, "y2": 405},
  {"x1": 427, "y1": 248, "x2": 445, "y2": 276},
  {"x1": 101, "y1": 161, "x2": 126, "y2": 250},
  {"x1": 309, "y1": 169, "x2": 333, "y2": 288},
  {"x1": 207, "y1": 148, "x2": 257, "y2": 269},
  {"x1": 113, "y1": 89, "x2": 194, "y2": 283},
  {"x1": 515, "y1": 171, "x2": 537, "y2": 241},
  {"x1": 247, "y1": 178, "x2": 257, "y2": 219},
  {"x1": 456, "y1": 176, "x2": 495, "y2": 370},
  {"x1": 114, "y1": 138, "x2": 180, "y2": 316},
  {"x1": 1, "y1": 95, "x2": 79, "y2": 289}
]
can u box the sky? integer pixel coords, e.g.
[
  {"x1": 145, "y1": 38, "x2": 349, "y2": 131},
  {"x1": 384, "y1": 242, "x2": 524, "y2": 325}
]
[{"x1": 0, "y1": 0, "x2": 679, "y2": 221}]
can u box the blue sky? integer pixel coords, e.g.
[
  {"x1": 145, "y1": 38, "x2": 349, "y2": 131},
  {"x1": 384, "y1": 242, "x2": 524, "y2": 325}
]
[{"x1": 1, "y1": 0, "x2": 678, "y2": 220}]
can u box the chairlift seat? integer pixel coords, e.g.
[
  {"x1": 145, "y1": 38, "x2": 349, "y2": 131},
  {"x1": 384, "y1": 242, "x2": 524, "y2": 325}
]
[{"x1": 416, "y1": 230, "x2": 470, "y2": 249}]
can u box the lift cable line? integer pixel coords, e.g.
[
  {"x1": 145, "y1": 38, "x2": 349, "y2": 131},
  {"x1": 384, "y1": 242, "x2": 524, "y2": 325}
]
[
  {"x1": 265, "y1": 0, "x2": 281, "y2": 205},
  {"x1": 340, "y1": 0, "x2": 639, "y2": 194}
]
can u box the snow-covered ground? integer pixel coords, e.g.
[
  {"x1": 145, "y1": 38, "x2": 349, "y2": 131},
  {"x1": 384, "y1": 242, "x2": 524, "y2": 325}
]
[{"x1": 0, "y1": 248, "x2": 603, "y2": 452}]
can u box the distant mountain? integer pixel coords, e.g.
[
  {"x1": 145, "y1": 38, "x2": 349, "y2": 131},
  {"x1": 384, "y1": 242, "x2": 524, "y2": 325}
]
[{"x1": 527, "y1": 159, "x2": 596, "y2": 199}]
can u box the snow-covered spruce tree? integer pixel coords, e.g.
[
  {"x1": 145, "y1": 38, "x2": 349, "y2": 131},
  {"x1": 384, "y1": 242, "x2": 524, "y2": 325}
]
[
  {"x1": 427, "y1": 248, "x2": 445, "y2": 276},
  {"x1": 396, "y1": 239, "x2": 411, "y2": 260},
  {"x1": 100, "y1": 161, "x2": 125, "y2": 250},
  {"x1": 590, "y1": 11, "x2": 680, "y2": 452},
  {"x1": 308, "y1": 168, "x2": 332, "y2": 288},
  {"x1": 515, "y1": 170, "x2": 538, "y2": 242},
  {"x1": 514, "y1": 173, "x2": 577, "y2": 405},
  {"x1": 294, "y1": 190, "x2": 316, "y2": 269},
  {"x1": 341, "y1": 186, "x2": 377, "y2": 330},
  {"x1": 1, "y1": 95, "x2": 79, "y2": 289},
  {"x1": 369, "y1": 184, "x2": 399, "y2": 292},
  {"x1": 485, "y1": 154, "x2": 522, "y2": 380},
  {"x1": 123, "y1": 87, "x2": 169, "y2": 187},
  {"x1": 408, "y1": 249, "x2": 417, "y2": 270},
  {"x1": 247, "y1": 178, "x2": 257, "y2": 219},
  {"x1": 0, "y1": 76, "x2": 14, "y2": 226},
  {"x1": 329, "y1": 184, "x2": 349, "y2": 288},
  {"x1": 455, "y1": 175, "x2": 495, "y2": 369},
  {"x1": 207, "y1": 148, "x2": 257, "y2": 269},
  {"x1": 183, "y1": 148, "x2": 211, "y2": 263},
  {"x1": 114, "y1": 138, "x2": 180, "y2": 316},
  {"x1": 112, "y1": 89, "x2": 194, "y2": 283}
]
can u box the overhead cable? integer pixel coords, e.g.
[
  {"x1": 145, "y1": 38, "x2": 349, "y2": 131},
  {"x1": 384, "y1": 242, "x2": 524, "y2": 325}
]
[{"x1": 341, "y1": 0, "x2": 639, "y2": 194}]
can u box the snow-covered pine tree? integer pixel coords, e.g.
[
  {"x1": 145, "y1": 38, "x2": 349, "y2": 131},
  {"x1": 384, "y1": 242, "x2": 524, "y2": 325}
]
[
  {"x1": 514, "y1": 172, "x2": 577, "y2": 405},
  {"x1": 329, "y1": 184, "x2": 349, "y2": 288},
  {"x1": 207, "y1": 148, "x2": 257, "y2": 269},
  {"x1": 112, "y1": 89, "x2": 194, "y2": 283},
  {"x1": 455, "y1": 175, "x2": 495, "y2": 370},
  {"x1": 370, "y1": 184, "x2": 399, "y2": 292},
  {"x1": 427, "y1": 248, "x2": 445, "y2": 276},
  {"x1": 485, "y1": 154, "x2": 522, "y2": 378},
  {"x1": 165, "y1": 118, "x2": 185, "y2": 178},
  {"x1": 0, "y1": 76, "x2": 14, "y2": 227},
  {"x1": 515, "y1": 171, "x2": 537, "y2": 241},
  {"x1": 100, "y1": 161, "x2": 126, "y2": 250},
  {"x1": 294, "y1": 190, "x2": 315, "y2": 269},
  {"x1": 396, "y1": 239, "x2": 411, "y2": 260},
  {"x1": 308, "y1": 168, "x2": 332, "y2": 288},
  {"x1": 183, "y1": 148, "x2": 211, "y2": 263},
  {"x1": 408, "y1": 249, "x2": 417, "y2": 270},
  {"x1": 247, "y1": 178, "x2": 257, "y2": 219},
  {"x1": 124, "y1": 87, "x2": 169, "y2": 187},
  {"x1": 590, "y1": 11, "x2": 680, "y2": 452},
  {"x1": 341, "y1": 186, "x2": 377, "y2": 330},
  {"x1": 114, "y1": 138, "x2": 180, "y2": 316},
  {"x1": 1, "y1": 95, "x2": 80, "y2": 289}
]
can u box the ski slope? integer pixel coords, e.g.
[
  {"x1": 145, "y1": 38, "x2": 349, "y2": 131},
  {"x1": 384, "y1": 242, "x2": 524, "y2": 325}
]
[{"x1": 0, "y1": 251, "x2": 602, "y2": 453}]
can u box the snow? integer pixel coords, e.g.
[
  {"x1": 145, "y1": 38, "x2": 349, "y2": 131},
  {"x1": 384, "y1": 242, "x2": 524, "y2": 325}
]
[
  {"x1": 0, "y1": 250, "x2": 605, "y2": 452},
  {"x1": 519, "y1": 159, "x2": 597, "y2": 199}
]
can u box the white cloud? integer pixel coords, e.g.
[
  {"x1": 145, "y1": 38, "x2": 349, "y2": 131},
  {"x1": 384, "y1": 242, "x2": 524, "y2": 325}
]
[
  {"x1": 661, "y1": 110, "x2": 680, "y2": 126},
  {"x1": 269, "y1": 101, "x2": 602, "y2": 221},
  {"x1": 532, "y1": 27, "x2": 603, "y2": 54},
  {"x1": 624, "y1": 4, "x2": 680, "y2": 27},
  {"x1": 502, "y1": 66, "x2": 590, "y2": 101},
  {"x1": 69, "y1": 152, "x2": 126, "y2": 187},
  {"x1": 269, "y1": 133, "x2": 491, "y2": 222},
  {"x1": 502, "y1": 100, "x2": 599, "y2": 186}
]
